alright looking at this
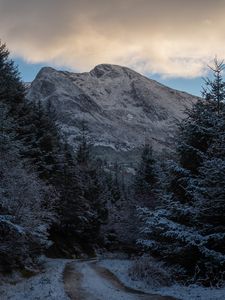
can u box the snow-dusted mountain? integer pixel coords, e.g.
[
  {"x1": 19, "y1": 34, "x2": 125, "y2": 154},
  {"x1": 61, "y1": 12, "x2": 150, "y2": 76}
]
[{"x1": 27, "y1": 64, "x2": 198, "y2": 162}]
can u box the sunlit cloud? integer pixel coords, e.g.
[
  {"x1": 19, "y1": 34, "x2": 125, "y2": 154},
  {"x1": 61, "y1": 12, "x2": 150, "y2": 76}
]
[{"x1": 0, "y1": 0, "x2": 225, "y2": 78}]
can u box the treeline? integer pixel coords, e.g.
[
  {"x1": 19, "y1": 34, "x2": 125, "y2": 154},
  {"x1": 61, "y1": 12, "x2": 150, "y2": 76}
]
[
  {"x1": 135, "y1": 59, "x2": 225, "y2": 286},
  {"x1": 2, "y1": 39, "x2": 225, "y2": 287},
  {"x1": 0, "y1": 42, "x2": 123, "y2": 272},
  {"x1": 0, "y1": 42, "x2": 55, "y2": 272}
]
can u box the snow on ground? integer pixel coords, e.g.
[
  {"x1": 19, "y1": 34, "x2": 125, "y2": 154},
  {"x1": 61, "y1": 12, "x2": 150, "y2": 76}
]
[
  {"x1": 99, "y1": 259, "x2": 225, "y2": 300},
  {"x1": 0, "y1": 258, "x2": 70, "y2": 300},
  {"x1": 65, "y1": 260, "x2": 172, "y2": 300},
  {"x1": 76, "y1": 260, "x2": 140, "y2": 300},
  {"x1": 1, "y1": 257, "x2": 225, "y2": 300}
]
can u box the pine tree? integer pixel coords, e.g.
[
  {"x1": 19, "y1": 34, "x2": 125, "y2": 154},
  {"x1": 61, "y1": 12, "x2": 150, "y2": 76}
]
[
  {"x1": 20, "y1": 99, "x2": 61, "y2": 182},
  {"x1": 134, "y1": 144, "x2": 157, "y2": 206},
  {"x1": 107, "y1": 170, "x2": 122, "y2": 204},
  {"x1": 75, "y1": 126, "x2": 108, "y2": 240},
  {"x1": 0, "y1": 41, "x2": 61, "y2": 183},
  {"x1": 178, "y1": 58, "x2": 225, "y2": 174},
  {"x1": 52, "y1": 124, "x2": 108, "y2": 253},
  {"x1": 56, "y1": 143, "x2": 85, "y2": 235},
  {"x1": 0, "y1": 42, "x2": 25, "y2": 109},
  {"x1": 0, "y1": 42, "x2": 55, "y2": 271},
  {"x1": 202, "y1": 58, "x2": 225, "y2": 114},
  {"x1": 76, "y1": 121, "x2": 91, "y2": 165},
  {"x1": 137, "y1": 59, "x2": 225, "y2": 286}
]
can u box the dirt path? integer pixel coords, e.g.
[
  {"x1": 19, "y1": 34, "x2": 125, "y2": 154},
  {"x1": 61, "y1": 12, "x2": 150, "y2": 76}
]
[{"x1": 63, "y1": 260, "x2": 178, "y2": 300}]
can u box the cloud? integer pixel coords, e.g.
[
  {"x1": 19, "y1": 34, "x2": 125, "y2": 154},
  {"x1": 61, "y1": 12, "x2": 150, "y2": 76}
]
[{"x1": 0, "y1": 0, "x2": 225, "y2": 78}]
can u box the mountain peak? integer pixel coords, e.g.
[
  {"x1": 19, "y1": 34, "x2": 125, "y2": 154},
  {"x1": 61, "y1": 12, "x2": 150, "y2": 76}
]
[
  {"x1": 37, "y1": 66, "x2": 56, "y2": 76},
  {"x1": 27, "y1": 64, "x2": 198, "y2": 163},
  {"x1": 90, "y1": 63, "x2": 138, "y2": 79}
]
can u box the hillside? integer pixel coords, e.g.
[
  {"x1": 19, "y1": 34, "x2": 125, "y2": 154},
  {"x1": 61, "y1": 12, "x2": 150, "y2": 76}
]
[{"x1": 27, "y1": 64, "x2": 198, "y2": 163}]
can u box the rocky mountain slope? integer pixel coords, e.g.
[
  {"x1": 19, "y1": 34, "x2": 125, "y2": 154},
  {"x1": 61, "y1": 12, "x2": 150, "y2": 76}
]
[{"x1": 26, "y1": 64, "x2": 198, "y2": 163}]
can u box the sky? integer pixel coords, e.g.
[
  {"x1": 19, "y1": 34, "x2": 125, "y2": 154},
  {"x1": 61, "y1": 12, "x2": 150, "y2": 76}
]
[{"x1": 1, "y1": 0, "x2": 224, "y2": 96}]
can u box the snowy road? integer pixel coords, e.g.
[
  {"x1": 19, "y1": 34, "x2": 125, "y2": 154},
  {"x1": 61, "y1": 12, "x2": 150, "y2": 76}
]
[
  {"x1": 2, "y1": 259, "x2": 224, "y2": 299},
  {"x1": 63, "y1": 260, "x2": 177, "y2": 300}
]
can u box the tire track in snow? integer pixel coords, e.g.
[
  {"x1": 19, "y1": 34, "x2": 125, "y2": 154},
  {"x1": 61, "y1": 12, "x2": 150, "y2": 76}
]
[{"x1": 63, "y1": 260, "x2": 178, "y2": 300}]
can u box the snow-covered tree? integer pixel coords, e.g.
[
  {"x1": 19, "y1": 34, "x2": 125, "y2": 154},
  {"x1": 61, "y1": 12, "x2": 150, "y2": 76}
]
[
  {"x1": 134, "y1": 144, "x2": 157, "y2": 206},
  {"x1": 0, "y1": 42, "x2": 25, "y2": 109},
  {"x1": 0, "y1": 102, "x2": 56, "y2": 272},
  {"x1": 137, "y1": 59, "x2": 225, "y2": 286},
  {"x1": 50, "y1": 127, "x2": 108, "y2": 255},
  {"x1": 74, "y1": 127, "x2": 108, "y2": 241},
  {"x1": 202, "y1": 58, "x2": 225, "y2": 114},
  {"x1": 22, "y1": 100, "x2": 61, "y2": 181}
]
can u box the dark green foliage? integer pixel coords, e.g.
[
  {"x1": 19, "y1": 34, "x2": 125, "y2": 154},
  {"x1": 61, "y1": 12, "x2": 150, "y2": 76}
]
[
  {"x1": 56, "y1": 143, "x2": 83, "y2": 232},
  {"x1": 22, "y1": 100, "x2": 61, "y2": 181},
  {"x1": 0, "y1": 42, "x2": 55, "y2": 272},
  {"x1": 76, "y1": 121, "x2": 91, "y2": 165},
  {"x1": 138, "y1": 59, "x2": 225, "y2": 286},
  {"x1": 0, "y1": 41, "x2": 109, "y2": 268},
  {"x1": 53, "y1": 127, "x2": 108, "y2": 252},
  {"x1": 106, "y1": 170, "x2": 122, "y2": 204},
  {"x1": 76, "y1": 123, "x2": 108, "y2": 236},
  {"x1": 0, "y1": 42, "x2": 25, "y2": 109},
  {"x1": 202, "y1": 58, "x2": 225, "y2": 114},
  {"x1": 177, "y1": 100, "x2": 221, "y2": 174},
  {"x1": 134, "y1": 144, "x2": 157, "y2": 206}
]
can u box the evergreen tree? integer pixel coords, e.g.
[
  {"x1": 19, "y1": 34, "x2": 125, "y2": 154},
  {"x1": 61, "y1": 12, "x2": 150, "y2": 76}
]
[
  {"x1": 56, "y1": 143, "x2": 85, "y2": 235},
  {"x1": 75, "y1": 126, "x2": 108, "y2": 240},
  {"x1": 107, "y1": 169, "x2": 122, "y2": 204},
  {"x1": 19, "y1": 99, "x2": 61, "y2": 182},
  {"x1": 0, "y1": 41, "x2": 61, "y2": 183},
  {"x1": 138, "y1": 59, "x2": 225, "y2": 286},
  {"x1": 76, "y1": 120, "x2": 91, "y2": 165},
  {"x1": 178, "y1": 58, "x2": 225, "y2": 174},
  {"x1": 0, "y1": 42, "x2": 55, "y2": 271},
  {"x1": 202, "y1": 58, "x2": 225, "y2": 114},
  {"x1": 0, "y1": 42, "x2": 25, "y2": 109},
  {"x1": 52, "y1": 124, "x2": 108, "y2": 254},
  {"x1": 0, "y1": 40, "x2": 110, "y2": 264},
  {"x1": 134, "y1": 144, "x2": 157, "y2": 206}
]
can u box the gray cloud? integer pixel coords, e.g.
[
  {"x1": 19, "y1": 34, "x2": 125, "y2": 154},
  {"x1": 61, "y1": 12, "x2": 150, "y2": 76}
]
[{"x1": 0, "y1": 0, "x2": 225, "y2": 77}]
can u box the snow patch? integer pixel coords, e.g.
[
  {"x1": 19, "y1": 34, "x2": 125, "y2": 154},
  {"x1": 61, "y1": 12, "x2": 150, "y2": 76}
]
[
  {"x1": 0, "y1": 258, "x2": 69, "y2": 300},
  {"x1": 99, "y1": 259, "x2": 225, "y2": 300}
]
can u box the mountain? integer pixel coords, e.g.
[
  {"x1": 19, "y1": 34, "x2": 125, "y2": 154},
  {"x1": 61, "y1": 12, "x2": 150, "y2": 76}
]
[{"x1": 26, "y1": 64, "x2": 198, "y2": 163}]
